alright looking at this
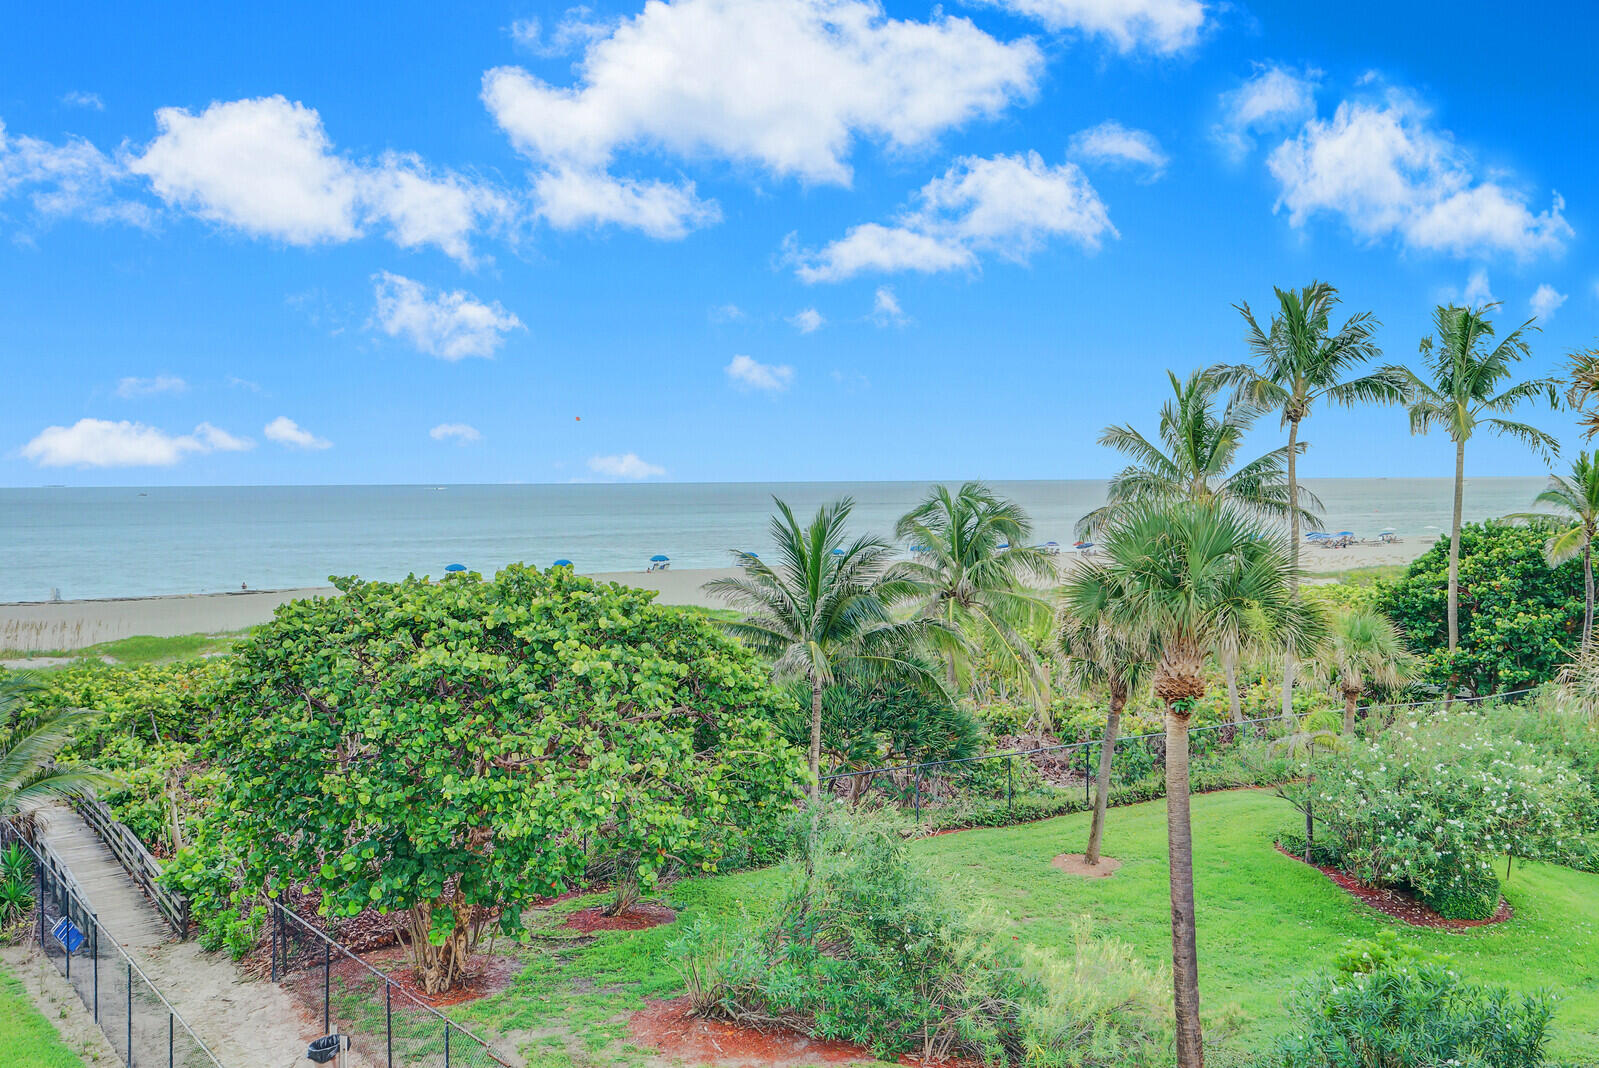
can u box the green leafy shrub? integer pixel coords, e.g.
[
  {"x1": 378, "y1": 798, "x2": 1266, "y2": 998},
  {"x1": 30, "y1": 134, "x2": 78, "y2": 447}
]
[
  {"x1": 0, "y1": 843, "x2": 33, "y2": 940},
  {"x1": 784, "y1": 679, "x2": 981, "y2": 780}
]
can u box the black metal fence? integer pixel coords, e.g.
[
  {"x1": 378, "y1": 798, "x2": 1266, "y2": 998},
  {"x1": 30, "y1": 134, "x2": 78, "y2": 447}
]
[
  {"x1": 820, "y1": 688, "x2": 1534, "y2": 828},
  {"x1": 270, "y1": 901, "x2": 511, "y2": 1068},
  {"x1": 0, "y1": 824, "x2": 221, "y2": 1068}
]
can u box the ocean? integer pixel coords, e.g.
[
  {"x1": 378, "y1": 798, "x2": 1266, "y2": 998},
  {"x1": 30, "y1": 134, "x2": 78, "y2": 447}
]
[{"x1": 0, "y1": 478, "x2": 1551, "y2": 603}]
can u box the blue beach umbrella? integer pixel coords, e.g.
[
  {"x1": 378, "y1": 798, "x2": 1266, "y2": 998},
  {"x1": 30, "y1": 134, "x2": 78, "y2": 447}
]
[
  {"x1": 909, "y1": 544, "x2": 928, "y2": 552},
  {"x1": 998, "y1": 542, "x2": 1009, "y2": 550},
  {"x1": 1045, "y1": 541, "x2": 1059, "y2": 547},
  {"x1": 444, "y1": 563, "x2": 466, "y2": 573},
  {"x1": 831, "y1": 548, "x2": 845, "y2": 556},
  {"x1": 552, "y1": 559, "x2": 573, "y2": 568},
  {"x1": 650, "y1": 554, "x2": 669, "y2": 562},
  {"x1": 1336, "y1": 531, "x2": 1354, "y2": 537}
]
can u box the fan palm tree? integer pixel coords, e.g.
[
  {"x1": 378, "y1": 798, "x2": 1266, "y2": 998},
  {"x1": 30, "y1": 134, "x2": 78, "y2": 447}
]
[
  {"x1": 1309, "y1": 607, "x2": 1413, "y2": 734},
  {"x1": 1211, "y1": 281, "x2": 1400, "y2": 719},
  {"x1": 1077, "y1": 369, "x2": 1318, "y2": 537},
  {"x1": 1506, "y1": 452, "x2": 1599, "y2": 651},
  {"x1": 1398, "y1": 304, "x2": 1559, "y2": 652},
  {"x1": 705, "y1": 497, "x2": 947, "y2": 804},
  {"x1": 2, "y1": 674, "x2": 115, "y2": 822},
  {"x1": 1089, "y1": 501, "x2": 1322, "y2": 1068},
  {"x1": 894, "y1": 483, "x2": 1056, "y2": 718},
  {"x1": 1057, "y1": 570, "x2": 1152, "y2": 867}
]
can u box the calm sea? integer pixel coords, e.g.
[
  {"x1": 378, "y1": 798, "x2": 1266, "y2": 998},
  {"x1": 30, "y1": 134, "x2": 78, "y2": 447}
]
[{"x1": 0, "y1": 478, "x2": 1550, "y2": 603}]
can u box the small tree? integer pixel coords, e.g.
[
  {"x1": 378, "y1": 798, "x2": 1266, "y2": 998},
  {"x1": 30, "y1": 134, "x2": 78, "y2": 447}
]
[
  {"x1": 191, "y1": 567, "x2": 803, "y2": 993},
  {"x1": 1308, "y1": 607, "x2": 1412, "y2": 733},
  {"x1": 1, "y1": 674, "x2": 115, "y2": 825}
]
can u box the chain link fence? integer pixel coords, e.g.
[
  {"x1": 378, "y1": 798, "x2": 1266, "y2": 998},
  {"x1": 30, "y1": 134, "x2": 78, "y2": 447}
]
[
  {"x1": 270, "y1": 901, "x2": 511, "y2": 1068},
  {"x1": 1, "y1": 824, "x2": 222, "y2": 1068}
]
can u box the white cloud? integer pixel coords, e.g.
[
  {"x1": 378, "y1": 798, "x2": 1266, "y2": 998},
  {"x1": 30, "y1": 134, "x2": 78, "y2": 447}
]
[
  {"x1": 725, "y1": 354, "x2": 795, "y2": 392},
  {"x1": 794, "y1": 151, "x2": 1114, "y2": 282},
  {"x1": 20, "y1": 418, "x2": 251, "y2": 467},
  {"x1": 430, "y1": 422, "x2": 482, "y2": 444},
  {"x1": 511, "y1": 7, "x2": 614, "y2": 57},
  {"x1": 1530, "y1": 283, "x2": 1567, "y2": 321},
  {"x1": 967, "y1": 0, "x2": 1206, "y2": 54},
  {"x1": 588, "y1": 452, "x2": 665, "y2": 479},
  {"x1": 0, "y1": 119, "x2": 152, "y2": 227},
  {"x1": 371, "y1": 272, "x2": 524, "y2": 360},
  {"x1": 1213, "y1": 63, "x2": 1320, "y2": 156},
  {"x1": 872, "y1": 285, "x2": 908, "y2": 326},
  {"x1": 788, "y1": 307, "x2": 825, "y2": 333},
  {"x1": 114, "y1": 375, "x2": 187, "y2": 399},
  {"x1": 1461, "y1": 267, "x2": 1494, "y2": 306},
  {"x1": 128, "y1": 96, "x2": 509, "y2": 263},
  {"x1": 264, "y1": 416, "x2": 331, "y2": 450},
  {"x1": 482, "y1": 0, "x2": 1041, "y2": 237},
  {"x1": 61, "y1": 91, "x2": 104, "y2": 111},
  {"x1": 1069, "y1": 121, "x2": 1168, "y2": 179},
  {"x1": 1266, "y1": 88, "x2": 1571, "y2": 259},
  {"x1": 709, "y1": 303, "x2": 745, "y2": 323}
]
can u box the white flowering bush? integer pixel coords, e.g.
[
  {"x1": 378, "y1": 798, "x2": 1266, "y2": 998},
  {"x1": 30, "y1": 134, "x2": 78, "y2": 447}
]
[{"x1": 1306, "y1": 712, "x2": 1596, "y2": 919}]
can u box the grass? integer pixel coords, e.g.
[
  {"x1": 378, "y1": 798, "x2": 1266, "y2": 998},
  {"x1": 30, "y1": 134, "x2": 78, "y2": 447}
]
[
  {"x1": 0, "y1": 966, "x2": 89, "y2": 1068},
  {"x1": 1317, "y1": 563, "x2": 1407, "y2": 585},
  {"x1": 458, "y1": 790, "x2": 1599, "y2": 1066},
  {"x1": 0, "y1": 631, "x2": 245, "y2": 666}
]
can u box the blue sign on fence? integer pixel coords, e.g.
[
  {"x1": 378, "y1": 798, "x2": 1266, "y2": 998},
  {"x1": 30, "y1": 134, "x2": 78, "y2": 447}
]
[{"x1": 50, "y1": 915, "x2": 85, "y2": 955}]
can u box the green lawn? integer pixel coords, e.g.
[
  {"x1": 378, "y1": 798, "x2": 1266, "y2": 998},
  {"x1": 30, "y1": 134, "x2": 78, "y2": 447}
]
[
  {"x1": 0, "y1": 967, "x2": 89, "y2": 1068},
  {"x1": 458, "y1": 789, "x2": 1599, "y2": 1066}
]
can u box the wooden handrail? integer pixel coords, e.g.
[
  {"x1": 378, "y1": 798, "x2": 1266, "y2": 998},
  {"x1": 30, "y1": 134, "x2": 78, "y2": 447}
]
[{"x1": 72, "y1": 796, "x2": 190, "y2": 937}]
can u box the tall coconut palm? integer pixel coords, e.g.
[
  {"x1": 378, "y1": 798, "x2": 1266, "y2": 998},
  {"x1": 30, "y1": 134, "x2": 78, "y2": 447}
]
[
  {"x1": 1077, "y1": 369, "x2": 1319, "y2": 537},
  {"x1": 1309, "y1": 607, "x2": 1412, "y2": 734},
  {"x1": 2, "y1": 675, "x2": 115, "y2": 822},
  {"x1": 706, "y1": 497, "x2": 946, "y2": 804},
  {"x1": 894, "y1": 483, "x2": 1056, "y2": 718},
  {"x1": 1089, "y1": 502, "x2": 1321, "y2": 1068},
  {"x1": 1211, "y1": 282, "x2": 1399, "y2": 720},
  {"x1": 1565, "y1": 347, "x2": 1599, "y2": 442},
  {"x1": 1398, "y1": 304, "x2": 1559, "y2": 652},
  {"x1": 1507, "y1": 452, "x2": 1599, "y2": 651},
  {"x1": 1057, "y1": 569, "x2": 1152, "y2": 867}
]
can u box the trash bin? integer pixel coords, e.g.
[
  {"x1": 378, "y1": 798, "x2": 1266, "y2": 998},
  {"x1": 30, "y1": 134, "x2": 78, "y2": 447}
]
[{"x1": 307, "y1": 1034, "x2": 350, "y2": 1065}]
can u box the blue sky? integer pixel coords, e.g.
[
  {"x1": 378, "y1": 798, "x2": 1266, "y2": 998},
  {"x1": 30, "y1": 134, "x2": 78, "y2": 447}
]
[{"x1": 2, "y1": 0, "x2": 1595, "y2": 486}]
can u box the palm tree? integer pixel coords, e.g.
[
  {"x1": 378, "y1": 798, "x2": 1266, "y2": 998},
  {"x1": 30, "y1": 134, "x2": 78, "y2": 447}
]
[
  {"x1": 894, "y1": 482, "x2": 1056, "y2": 718},
  {"x1": 1078, "y1": 369, "x2": 1318, "y2": 536},
  {"x1": 2, "y1": 675, "x2": 115, "y2": 823},
  {"x1": 705, "y1": 497, "x2": 945, "y2": 804},
  {"x1": 1309, "y1": 607, "x2": 1412, "y2": 734},
  {"x1": 1211, "y1": 282, "x2": 1399, "y2": 720},
  {"x1": 1565, "y1": 347, "x2": 1599, "y2": 441},
  {"x1": 1398, "y1": 304, "x2": 1559, "y2": 652},
  {"x1": 1057, "y1": 569, "x2": 1151, "y2": 867},
  {"x1": 1089, "y1": 502, "x2": 1321, "y2": 1068},
  {"x1": 1506, "y1": 452, "x2": 1599, "y2": 651}
]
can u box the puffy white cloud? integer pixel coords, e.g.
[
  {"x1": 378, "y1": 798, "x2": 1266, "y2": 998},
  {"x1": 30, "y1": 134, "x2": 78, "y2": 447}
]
[
  {"x1": 128, "y1": 96, "x2": 509, "y2": 263},
  {"x1": 20, "y1": 418, "x2": 251, "y2": 467},
  {"x1": 1267, "y1": 89, "x2": 1571, "y2": 259},
  {"x1": 0, "y1": 120, "x2": 152, "y2": 227},
  {"x1": 430, "y1": 422, "x2": 482, "y2": 444},
  {"x1": 1530, "y1": 283, "x2": 1567, "y2": 321},
  {"x1": 61, "y1": 91, "x2": 104, "y2": 111},
  {"x1": 1461, "y1": 267, "x2": 1494, "y2": 306},
  {"x1": 371, "y1": 272, "x2": 524, "y2": 360},
  {"x1": 788, "y1": 307, "x2": 825, "y2": 333},
  {"x1": 114, "y1": 375, "x2": 187, "y2": 398},
  {"x1": 794, "y1": 151, "x2": 1114, "y2": 282},
  {"x1": 588, "y1": 452, "x2": 665, "y2": 479},
  {"x1": 725, "y1": 354, "x2": 795, "y2": 392},
  {"x1": 482, "y1": 0, "x2": 1041, "y2": 236},
  {"x1": 1213, "y1": 63, "x2": 1319, "y2": 155},
  {"x1": 967, "y1": 0, "x2": 1206, "y2": 54},
  {"x1": 264, "y1": 416, "x2": 330, "y2": 450},
  {"x1": 872, "y1": 285, "x2": 908, "y2": 326},
  {"x1": 1069, "y1": 121, "x2": 1168, "y2": 179},
  {"x1": 511, "y1": 7, "x2": 614, "y2": 57}
]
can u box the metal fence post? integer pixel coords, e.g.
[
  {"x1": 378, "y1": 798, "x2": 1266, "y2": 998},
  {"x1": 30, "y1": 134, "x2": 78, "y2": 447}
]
[
  {"x1": 445, "y1": 1021, "x2": 451, "y2": 1068},
  {"x1": 385, "y1": 981, "x2": 393, "y2": 1068},
  {"x1": 1006, "y1": 756, "x2": 1013, "y2": 816},
  {"x1": 270, "y1": 904, "x2": 278, "y2": 983},
  {"x1": 36, "y1": 860, "x2": 44, "y2": 954},
  {"x1": 913, "y1": 767, "x2": 921, "y2": 826},
  {"x1": 1082, "y1": 746, "x2": 1090, "y2": 806},
  {"x1": 323, "y1": 940, "x2": 331, "y2": 1033},
  {"x1": 92, "y1": 922, "x2": 99, "y2": 1021},
  {"x1": 126, "y1": 961, "x2": 133, "y2": 1060},
  {"x1": 169, "y1": 1011, "x2": 175, "y2": 1068}
]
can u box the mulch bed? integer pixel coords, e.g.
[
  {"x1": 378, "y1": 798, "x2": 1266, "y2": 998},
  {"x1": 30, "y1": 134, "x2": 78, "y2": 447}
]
[
  {"x1": 353, "y1": 944, "x2": 523, "y2": 1007},
  {"x1": 629, "y1": 998, "x2": 979, "y2": 1068},
  {"x1": 1274, "y1": 845, "x2": 1513, "y2": 929},
  {"x1": 562, "y1": 902, "x2": 678, "y2": 932}
]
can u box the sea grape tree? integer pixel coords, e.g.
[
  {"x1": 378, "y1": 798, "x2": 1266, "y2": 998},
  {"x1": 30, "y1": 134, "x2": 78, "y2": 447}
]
[{"x1": 189, "y1": 565, "x2": 803, "y2": 992}]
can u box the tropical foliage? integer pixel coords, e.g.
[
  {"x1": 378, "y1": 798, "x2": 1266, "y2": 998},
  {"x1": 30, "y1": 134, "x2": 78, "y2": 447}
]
[
  {"x1": 1506, "y1": 451, "x2": 1599, "y2": 650},
  {"x1": 0, "y1": 673, "x2": 115, "y2": 822},
  {"x1": 1308, "y1": 607, "x2": 1413, "y2": 733}
]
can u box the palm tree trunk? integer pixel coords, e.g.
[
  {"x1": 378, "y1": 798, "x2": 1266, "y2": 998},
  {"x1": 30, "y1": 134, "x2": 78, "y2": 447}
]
[
  {"x1": 1584, "y1": 538, "x2": 1594, "y2": 651},
  {"x1": 1085, "y1": 687, "x2": 1124, "y2": 866},
  {"x1": 808, "y1": 675, "x2": 823, "y2": 806},
  {"x1": 1223, "y1": 656, "x2": 1242, "y2": 724},
  {"x1": 1448, "y1": 438, "x2": 1464, "y2": 652},
  {"x1": 1342, "y1": 690, "x2": 1358, "y2": 735},
  {"x1": 1281, "y1": 419, "x2": 1300, "y2": 722},
  {"x1": 1165, "y1": 702, "x2": 1204, "y2": 1068}
]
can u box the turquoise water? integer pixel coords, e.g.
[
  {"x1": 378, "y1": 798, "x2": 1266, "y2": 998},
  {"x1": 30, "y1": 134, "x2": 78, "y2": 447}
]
[{"x1": 0, "y1": 478, "x2": 1549, "y2": 603}]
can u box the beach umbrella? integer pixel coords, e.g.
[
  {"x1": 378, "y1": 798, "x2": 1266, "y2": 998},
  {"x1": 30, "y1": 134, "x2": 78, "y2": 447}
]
[
  {"x1": 650, "y1": 554, "x2": 669, "y2": 562},
  {"x1": 444, "y1": 563, "x2": 466, "y2": 572},
  {"x1": 998, "y1": 542, "x2": 1009, "y2": 550},
  {"x1": 909, "y1": 544, "x2": 928, "y2": 552},
  {"x1": 1336, "y1": 531, "x2": 1353, "y2": 537},
  {"x1": 1073, "y1": 541, "x2": 1088, "y2": 548},
  {"x1": 831, "y1": 548, "x2": 845, "y2": 556},
  {"x1": 1045, "y1": 541, "x2": 1059, "y2": 547},
  {"x1": 1306, "y1": 532, "x2": 1326, "y2": 538},
  {"x1": 552, "y1": 559, "x2": 573, "y2": 568}
]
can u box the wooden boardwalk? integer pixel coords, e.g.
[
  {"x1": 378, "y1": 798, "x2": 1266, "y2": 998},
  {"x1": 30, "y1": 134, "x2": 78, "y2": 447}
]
[{"x1": 34, "y1": 805, "x2": 171, "y2": 950}]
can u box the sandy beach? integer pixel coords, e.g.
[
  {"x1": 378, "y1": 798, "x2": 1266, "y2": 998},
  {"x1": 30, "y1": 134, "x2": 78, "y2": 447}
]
[{"x1": 0, "y1": 538, "x2": 1435, "y2": 653}]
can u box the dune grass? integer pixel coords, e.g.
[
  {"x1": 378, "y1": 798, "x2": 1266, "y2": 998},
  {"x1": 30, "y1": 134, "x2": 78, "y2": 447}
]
[
  {"x1": 0, "y1": 967, "x2": 88, "y2": 1068},
  {"x1": 0, "y1": 630, "x2": 245, "y2": 666},
  {"x1": 457, "y1": 789, "x2": 1599, "y2": 1066}
]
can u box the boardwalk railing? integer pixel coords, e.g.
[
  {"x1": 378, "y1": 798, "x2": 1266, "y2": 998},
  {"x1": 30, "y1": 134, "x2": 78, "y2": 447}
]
[
  {"x1": 1, "y1": 822, "x2": 222, "y2": 1068},
  {"x1": 73, "y1": 795, "x2": 190, "y2": 936}
]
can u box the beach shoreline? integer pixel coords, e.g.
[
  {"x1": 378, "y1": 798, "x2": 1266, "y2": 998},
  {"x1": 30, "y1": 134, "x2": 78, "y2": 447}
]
[{"x1": 0, "y1": 537, "x2": 1436, "y2": 654}]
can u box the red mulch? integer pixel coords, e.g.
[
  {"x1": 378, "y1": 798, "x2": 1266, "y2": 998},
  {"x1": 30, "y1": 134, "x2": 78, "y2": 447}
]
[
  {"x1": 1274, "y1": 845, "x2": 1513, "y2": 929},
  {"x1": 353, "y1": 944, "x2": 523, "y2": 1007},
  {"x1": 562, "y1": 902, "x2": 678, "y2": 932},
  {"x1": 629, "y1": 998, "x2": 979, "y2": 1068}
]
